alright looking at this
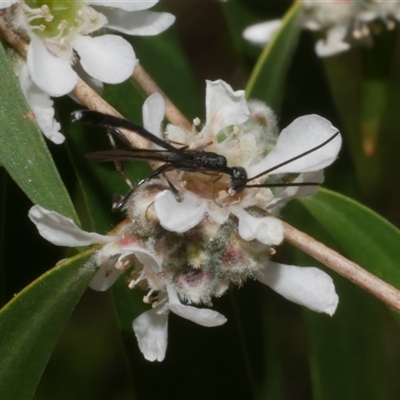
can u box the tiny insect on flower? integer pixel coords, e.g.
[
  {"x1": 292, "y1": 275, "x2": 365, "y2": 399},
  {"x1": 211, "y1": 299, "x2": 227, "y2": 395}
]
[{"x1": 73, "y1": 109, "x2": 340, "y2": 207}]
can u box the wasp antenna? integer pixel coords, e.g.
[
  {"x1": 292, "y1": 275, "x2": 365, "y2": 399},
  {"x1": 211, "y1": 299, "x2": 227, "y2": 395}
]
[{"x1": 247, "y1": 130, "x2": 340, "y2": 183}]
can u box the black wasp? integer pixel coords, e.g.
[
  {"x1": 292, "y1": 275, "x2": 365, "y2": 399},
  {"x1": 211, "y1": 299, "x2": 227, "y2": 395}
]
[{"x1": 72, "y1": 110, "x2": 339, "y2": 210}]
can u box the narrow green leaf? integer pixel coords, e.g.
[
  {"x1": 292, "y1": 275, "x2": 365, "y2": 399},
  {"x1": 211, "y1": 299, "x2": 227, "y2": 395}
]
[
  {"x1": 285, "y1": 200, "x2": 392, "y2": 399},
  {"x1": 0, "y1": 249, "x2": 96, "y2": 399},
  {"x1": 321, "y1": 32, "x2": 398, "y2": 195},
  {"x1": 360, "y1": 78, "x2": 387, "y2": 157},
  {"x1": 292, "y1": 190, "x2": 400, "y2": 397},
  {"x1": 0, "y1": 42, "x2": 78, "y2": 222},
  {"x1": 300, "y1": 188, "x2": 400, "y2": 288},
  {"x1": 220, "y1": 1, "x2": 269, "y2": 63},
  {"x1": 246, "y1": 1, "x2": 302, "y2": 111},
  {"x1": 305, "y1": 285, "x2": 389, "y2": 400}
]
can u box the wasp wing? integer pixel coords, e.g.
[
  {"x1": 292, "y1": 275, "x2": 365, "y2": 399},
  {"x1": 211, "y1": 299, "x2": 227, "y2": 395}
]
[{"x1": 85, "y1": 149, "x2": 176, "y2": 163}]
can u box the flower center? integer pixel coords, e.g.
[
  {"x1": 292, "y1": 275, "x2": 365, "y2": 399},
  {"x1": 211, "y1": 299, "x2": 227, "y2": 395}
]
[{"x1": 23, "y1": 1, "x2": 83, "y2": 38}]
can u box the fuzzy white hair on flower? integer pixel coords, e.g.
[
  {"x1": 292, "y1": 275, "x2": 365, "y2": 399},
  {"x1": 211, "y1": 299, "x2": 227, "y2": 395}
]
[{"x1": 242, "y1": 0, "x2": 400, "y2": 57}]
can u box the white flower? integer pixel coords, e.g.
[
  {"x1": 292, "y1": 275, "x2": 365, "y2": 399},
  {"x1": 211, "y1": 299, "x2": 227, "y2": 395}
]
[
  {"x1": 243, "y1": 0, "x2": 400, "y2": 57},
  {"x1": 17, "y1": 62, "x2": 64, "y2": 143},
  {"x1": 28, "y1": 204, "x2": 227, "y2": 362},
  {"x1": 2, "y1": 0, "x2": 175, "y2": 142},
  {"x1": 135, "y1": 80, "x2": 341, "y2": 248},
  {"x1": 29, "y1": 188, "x2": 339, "y2": 359}
]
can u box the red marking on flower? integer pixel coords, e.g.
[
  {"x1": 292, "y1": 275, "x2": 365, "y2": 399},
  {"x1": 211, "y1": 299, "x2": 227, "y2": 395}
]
[
  {"x1": 176, "y1": 269, "x2": 214, "y2": 288},
  {"x1": 118, "y1": 233, "x2": 138, "y2": 247},
  {"x1": 222, "y1": 245, "x2": 244, "y2": 267}
]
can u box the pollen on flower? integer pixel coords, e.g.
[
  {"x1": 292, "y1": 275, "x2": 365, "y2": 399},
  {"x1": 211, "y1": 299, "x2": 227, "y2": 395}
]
[
  {"x1": 193, "y1": 117, "x2": 201, "y2": 126},
  {"x1": 234, "y1": 148, "x2": 242, "y2": 157},
  {"x1": 57, "y1": 20, "x2": 67, "y2": 31},
  {"x1": 255, "y1": 192, "x2": 267, "y2": 201},
  {"x1": 115, "y1": 256, "x2": 133, "y2": 271},
  {"x1": 75, "y1": 10, "x2": 83, "y2": 21}
]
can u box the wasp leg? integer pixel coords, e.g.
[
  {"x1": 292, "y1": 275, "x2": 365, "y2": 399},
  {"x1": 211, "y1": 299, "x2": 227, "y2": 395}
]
[{"x1": 111, "y1": 163, "x2": 172, "y2": 212}]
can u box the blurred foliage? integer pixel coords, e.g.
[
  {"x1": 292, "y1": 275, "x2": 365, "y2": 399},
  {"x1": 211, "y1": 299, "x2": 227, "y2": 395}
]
[{"x1": 1, "y1": 0, "x2": 400, "y2": 399}]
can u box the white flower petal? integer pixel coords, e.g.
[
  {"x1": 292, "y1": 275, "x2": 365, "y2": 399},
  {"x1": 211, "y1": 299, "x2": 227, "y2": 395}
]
[
  {"x1": 133, "y1": 248, "x2": 162, "y2": 275},
  {"x1": 103, "y1": 9, "x2": 175, "y2": 36},
  {"x1": 248, "y1": 115, "x2": 341, "y2": 178},
  {"x1": 72, "y1": 35, "x2": 136, "y2": 84},
  {"x1": 205, "y1": 80, "x2": 250, "y2": 134},
  {"x1": 242, "y1": 19, "x2": 282, "y2": 46},
  {"x1": 257, "y1": 262, "x2": 339, "y2": 315},
  {"x1": 229, "y1": 206, "x2": 284, "y2": 246},
  {"x1": 18, "y1": 63, "x2": 64, "y2": 144},
  {"x1": 142, "y1": 93, "x2": 165, "y2": 140},
  {"x1": 267, "y1": 170, "x2": 324, "y2": 210},
  {"x1": 89, "y1": 265, "x2": 123, "y2": 291},
  {"x1": 165, "y1": 282, "x2": 228, "y2": 325},
  {"x1": 168, "y1": 303, "x2": 227, "y2": 327},
  {"x1": 154, "y1": 190, "x2": 207, "y2": 233},
  {"x1": 73, "y1": 61, "x2": 104, "y2": 97},
  {"x1": 207, "y1": 201, "x2": 230, "y2": 225},
  {"x1": 0, "y1": 1, "x2": 18, "y2": 9},
  {"x1": 91, "y1": 245, "x2": 161, "y2": 291},
  {"x1": 358, "y1": 10, "x2": 378, "y2": 22},
  {"x1": 28, "y1": 205, "x2": 113, "y2": 247},
  {"x1": 27, "y1": 36, "x2": 77, "y2": 97},
  {"x1": 90, "y1": 0, "x2": 158, "y2": 12},
  {"x1": 315, "y1": 25, "x2": 351, "y2": 57},
  {"x1": 132, "y1": 309, "x2": 168, "y2": 362}
]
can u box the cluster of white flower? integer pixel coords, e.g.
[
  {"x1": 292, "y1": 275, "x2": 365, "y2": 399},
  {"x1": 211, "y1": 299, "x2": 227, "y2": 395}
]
[
  {"x1": 1, "y1": 0, "x2": 175, "y2": 143},
  {"x1": 243, "y1": 0, "x2": 400, "y2": 57},
  {"x1": 29, "y1": 80, "x2": 341, "y2": 361}
]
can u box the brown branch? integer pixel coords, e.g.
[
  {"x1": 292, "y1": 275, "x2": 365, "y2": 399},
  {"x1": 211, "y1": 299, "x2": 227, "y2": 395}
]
[
  {"x1": 282, "y1": 220, "x2": 400, "y2": 313},
  {"x1": 132, "y1": 64, "x2": 192, "y2": 130},
  {"x1": 0, "y1": 13, "x2": 28, "y2": 56}
]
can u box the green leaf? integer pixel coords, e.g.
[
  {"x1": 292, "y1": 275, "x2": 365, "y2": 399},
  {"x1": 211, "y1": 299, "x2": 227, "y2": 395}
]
[
  {"x1": 360, "y1": 78, "x2": 387, "y2": 157},
  {"x1": 246, "y1": 1, "x2": 302, "y2": 111},
  {"x1": 220, "y1": 1, "x2": 269, "y2": 64},
  {"x1": 0, "y1": 42, "x2": 78, "y2": 222},
  {"x1": 305, "y1": 282, "x2": 389, "y2": 400},
  {"x1": 300, "y1": 188, "x2": 400, "y2": 289},
  {"x1": 285, "y1": 199, "x2": 392, "y2": 399},
  {"x1": 321, "y1": 32, "x2": 398, "y2": 195},
  {"x1": 0, "y1": 249, "x2": 96, "y2": 399}
]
